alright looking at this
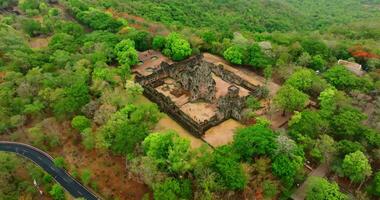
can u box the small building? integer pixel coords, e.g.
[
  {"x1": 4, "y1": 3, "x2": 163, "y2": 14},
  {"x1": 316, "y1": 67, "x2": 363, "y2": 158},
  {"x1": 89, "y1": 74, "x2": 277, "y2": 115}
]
[{"x1": 338, "y1": 59, "x2": 365, "y2": 76}]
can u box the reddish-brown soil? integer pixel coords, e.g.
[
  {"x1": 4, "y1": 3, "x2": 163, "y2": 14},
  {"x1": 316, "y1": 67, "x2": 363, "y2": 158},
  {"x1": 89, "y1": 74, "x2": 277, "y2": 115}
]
[{"x1": 0, "y1": 119, "x2": 149, "y2": 200}]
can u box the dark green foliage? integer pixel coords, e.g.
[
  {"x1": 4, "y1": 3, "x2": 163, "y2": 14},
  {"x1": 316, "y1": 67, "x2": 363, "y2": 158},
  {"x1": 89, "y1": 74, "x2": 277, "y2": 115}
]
[
  {"x1": 331, "y1": 108, "x2": 366, "y2": 138},
  {"x1": 289, "y1": 110, "x2": 327, "y2": 140},
  {"x1": 55, "y1": 21, "x2": 84, "y2": 37},
  {"x1": 301, "y1": 39, "x2": 330, "y2": 58},
  {"x1": 75, "y1": 9, "x2": 123, "y2": 32},
  {"x1": 53, "y1": 82, "x2": 90, "y2": 117},
  {"x1": 370, "y1": 172, "x2": 380, "y2": 197},
  {"x1": 21, "y1": 18, "x2": 42, "y2": 37},
  {"x1": 336, "y1": 140, "x2": 365, "y2": 158},
  {"x1": 152, "y1": 35, "x2": 166, "y2": 50},
  {"x1": 306, "y1": 177, "x2": 347, "y2": 200},
  {"x1": 0, "y1": 0, "x2": 17, "y2": 9},
  {"x1": 248, "y1": 43, "x2": 272, "y2": 68},
  {"x1": 125, "y1": 30, "x2": 152, "y2": 51},
  {"x1": 99, "y1": 104, "x2": 161, "y2": 155},
  {"x1": 143, "y1": 131, "x2": 192, "y2": 174},
  {"x1": 232, "y1": 124, "x2": 277, "y2": 161},
  {"x1": 49, "y1": 33, "x2": 79, "y2": 53},
  {"x1": 272, "y1": 150, "x2": 304, "y2": 188},
  {"x1": 153, "y1": 178, "x2": 192, "y2": 200},
  {"x1": 211, "y1": 146, "x2": 247, "y2": 190}
]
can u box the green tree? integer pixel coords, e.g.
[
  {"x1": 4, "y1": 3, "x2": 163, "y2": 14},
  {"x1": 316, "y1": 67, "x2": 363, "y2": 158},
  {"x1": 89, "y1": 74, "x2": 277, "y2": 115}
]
[
  {"x1": 211, "y1": 146, "x2": 247, "y2": 190},
  {"x1": 162, "y1": 33, "x2": 192, "y2": 61},
  {"x1": 248, "y1": 43, "x2": 272, "y2": 68},
  {"x1": 331, "y1": 108, "x2": 366, "y2": 138},
  {"x1": 370, "y1": 172, "x2": 380, "y2": 196},
  {"x1": 152, "y1": 35, "x2": 166, "y2": 50},
  {"x1": 232, "y1": 124, "x2": 277, "y2": 161},
  {"x1": 98, "y1": 104, "x2": 161, "y2": 155},
  {"x1": 80, "y1": 169, "x2": 91, "y2": 185},
  {"x1": 49, "y1": 184, "x2": 65, "y2": 200},
  {"x1": 21, "y1": 18, "x2": 41, "y2": 37},
  {"x1": 81, "y1": 128, "x2": 95, "y2": 150},
  {"x1": 114, "y1": 39, "x2": 138, "y2": 66},
  {"x1": 48, "y1": 33, "x2": 78, "y2": 52},
  {"x1": 223, "y1": 45, "x2": 244, "y2": 65},
  {"x1": 289, "y1": 110, "x2": 327, "y2": 140},
  {"x1": 53, "y1": 157, "x2": 66, "y2": 169},
  {"x1": 310, "y1": 55, "x2": 326, "y2": 71},
  {"x1": 71, "y1": 115, "x2": 91, "y2": 132},
  {"x1": 323, "y1": 65, "x2": 363, "y2": 91},
  {"x1": 143, "y1": 131, "x2": 192, "y2": 174},
  {"x1": 273, "y1": 85, "x2": 309, "y2": 115},
  {"x1": 272, "y1": 151, "x2": 304, "y2": 188},
  {"x1": 306, "y1": 177, "x2": 347, "y2": 200},
  {"x1": 341, "y1": 151, "x2": 372, "y2": 183},
  {"x1": 153, "y1": 178, "x2": 192, "y2": 200}
]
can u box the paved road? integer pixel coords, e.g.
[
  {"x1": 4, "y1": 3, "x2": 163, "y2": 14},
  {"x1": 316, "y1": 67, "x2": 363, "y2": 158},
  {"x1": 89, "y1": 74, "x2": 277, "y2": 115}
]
[{"x1": 0, "y1": 141, "x2": 100, "y2": 200}]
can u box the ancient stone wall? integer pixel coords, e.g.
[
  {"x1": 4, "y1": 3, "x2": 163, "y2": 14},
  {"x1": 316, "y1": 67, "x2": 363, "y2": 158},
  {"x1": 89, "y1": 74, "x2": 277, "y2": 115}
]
[{"x1": 135, "y1": 55, "x2": 263, "y2": 137}]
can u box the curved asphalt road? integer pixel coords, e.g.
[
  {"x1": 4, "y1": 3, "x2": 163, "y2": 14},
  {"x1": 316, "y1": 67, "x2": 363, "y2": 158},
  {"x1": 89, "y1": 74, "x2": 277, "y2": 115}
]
[{"x1": 0, "y1": 142, "x2": 100, "y2": 200}]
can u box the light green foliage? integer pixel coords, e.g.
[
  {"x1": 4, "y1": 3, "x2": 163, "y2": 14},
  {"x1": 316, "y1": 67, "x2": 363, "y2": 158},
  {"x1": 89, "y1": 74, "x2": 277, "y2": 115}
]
[
  {"x1": 80, "y1": 169, "x2": 91, "y2": 185},
  {"x1": 114, "y1": 39, "x2": 138, "y2": 66},
  {"x1": 81, "y1": 128, "x2": 95, "y2": 150},
  {"x1": 71, "y1": 115, "x2": 91, "y2": 132},
  {"x1": 306, "y1": 177, "x2": 347, "y2": 200},
  {"x1": 49, "y1": 184, "x2": 65, "y2": 200},
  {"x1": 53, "y1": 157, "x2": 66, "y2": 169},
  {"x1": 232, "y1": 124, "x2": 277, "y2": 161},
  {"x1": 223, "y1": 46, "x2": 244, "y2": 65},
  {"x1": 324, "y1": 65, "x2": 373, "y2": 92},
  {"x1": 125, "y1": 80, "x2": 144, "y2": 100},
  {"x1": 98, "y1": 104, "x2": 161, "y2": 155},
  {"x1": 274, "y1": 85, "x2": 309, "y2": 114},
  {"x1": 263, "y1": 180, "x2": 278, "y2": 199},
  {"x1": 143, "y1": 131, "x2": 192, "y2": 174},
  {"x1": 246, "y1": 96, "x2": 261, "y2": 110},
  {"x1": 162, "y1": 33, "x2": 192, "y2": 61},
  {"x1": 285, "y1": 68, "x2": 327, "y2": 95},
  {"x1": 341, "y1": 151, "x2": 372, "y2": 183},
  {"x1": 310, "y1": 55, "x2": 326, "y2": 71}
]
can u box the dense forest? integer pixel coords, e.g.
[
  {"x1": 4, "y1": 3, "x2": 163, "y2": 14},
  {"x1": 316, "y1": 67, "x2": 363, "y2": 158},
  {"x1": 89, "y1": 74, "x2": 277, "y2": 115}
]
[{"x1": 1, "y1": 0, "x2": 380, "y2": 200}]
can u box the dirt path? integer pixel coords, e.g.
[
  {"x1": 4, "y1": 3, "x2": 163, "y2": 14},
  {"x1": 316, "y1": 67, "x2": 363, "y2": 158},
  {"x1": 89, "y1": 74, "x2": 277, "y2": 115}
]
[{"x1": 291, "y1": 162, "x2": 330, "y2": 200}]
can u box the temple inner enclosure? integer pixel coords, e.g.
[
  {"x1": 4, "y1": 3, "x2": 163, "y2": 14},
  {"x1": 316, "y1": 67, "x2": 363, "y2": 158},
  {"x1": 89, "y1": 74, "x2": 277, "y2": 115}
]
[{"x1": 134, "y1": 50, "x2": 267, "y2": 137}]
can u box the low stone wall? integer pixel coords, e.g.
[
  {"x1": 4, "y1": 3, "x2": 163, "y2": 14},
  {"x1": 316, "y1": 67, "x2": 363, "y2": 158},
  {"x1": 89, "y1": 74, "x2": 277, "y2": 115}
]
[{"x1": 138, "y1": 78, "x2": 225, "y2": 137}]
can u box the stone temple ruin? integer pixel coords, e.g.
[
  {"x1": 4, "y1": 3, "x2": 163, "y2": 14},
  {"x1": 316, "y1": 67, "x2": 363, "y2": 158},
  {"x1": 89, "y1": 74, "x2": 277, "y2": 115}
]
[{"x1": 134, "y1": 51, "x2": 265, "y2": 137}]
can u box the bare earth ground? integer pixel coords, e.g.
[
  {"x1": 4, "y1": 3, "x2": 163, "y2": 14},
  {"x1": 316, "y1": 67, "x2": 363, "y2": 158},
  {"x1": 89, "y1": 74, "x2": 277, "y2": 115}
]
[
  {"x1": 0, "y1": 120, "x2": 149, "y2": 200},
  {"x1": 203, "y1": 119, "x2": 244, "y2": 147},
  {"x1": 29, "y1": 36, "x2": 50, "y2": 49}
]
